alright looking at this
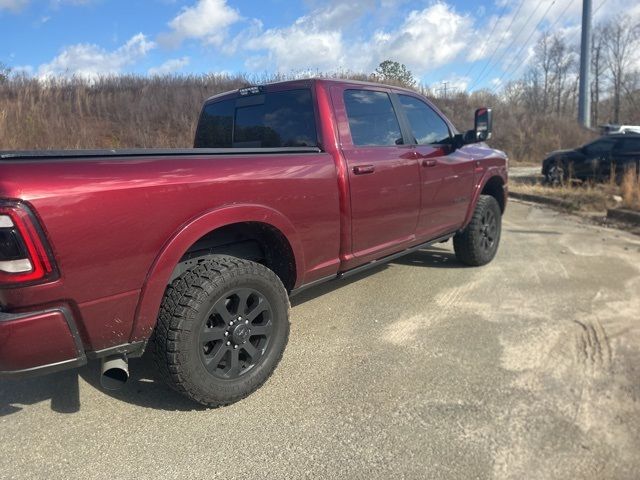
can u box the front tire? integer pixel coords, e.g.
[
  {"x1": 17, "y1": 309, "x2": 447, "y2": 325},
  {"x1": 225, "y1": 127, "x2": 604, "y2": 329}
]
[
  {"x1": 544, "y1": 160, "x2": 567, "y2": 186},
  {"x1": 153, "y1": 256, "x2": 290, "y2": 407},
  {"x1": 453, "y1": 195, "x2": 502, "y2": 266}
]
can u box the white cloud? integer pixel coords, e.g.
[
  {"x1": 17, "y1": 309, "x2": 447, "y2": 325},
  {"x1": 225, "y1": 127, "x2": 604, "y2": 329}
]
[
  {"x1": 243, "y1": 20, "x2": 346, "y2": 72},
  {"x1": 366, "y1": 3, "x2": 473, "y2": 73},
  {"x1": 148, "y1": 56, "x2": 190, "y2": 75},
  {"x1": 238, "y1": 2, "x2": 472, "y2": 76},
  {"x1": 0, "y1": 0, "x2": 29, "y2": 12},
  {"x1": 38, "y1": 33, "x2": 156, "y2": 79},
  {"x1": 161, "y1": 0, "x2": 241, "y2": 47}
]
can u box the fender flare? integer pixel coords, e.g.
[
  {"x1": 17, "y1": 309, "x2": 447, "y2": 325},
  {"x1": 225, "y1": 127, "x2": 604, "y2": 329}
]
[
  {"x1": 461, "y1": 167, "x2": 508, "y2": 228},
  {"x1": 128, "y1": 204, "x2": 305, "y2": 342}
]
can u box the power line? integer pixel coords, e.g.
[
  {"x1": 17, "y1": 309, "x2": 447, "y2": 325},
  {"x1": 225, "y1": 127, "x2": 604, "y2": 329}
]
[
  {"x1": 491, "y1": 0, "x2": 571, "y2": 92},
  {"x1": 469, "y1": 0, "x2": 550, "y2": 90},
  {"x1": 490, "y1": 0, "x2": 559, "y2": 92},
  {"x1": 466, "y1": 0, "x2": 528, "y2": 91},
  {"x1": 492, "y1": 0, "x2": 609, "y2": 92},
  {"x1": 461, "y1": 2, "x2": 509, "y2": 81}
]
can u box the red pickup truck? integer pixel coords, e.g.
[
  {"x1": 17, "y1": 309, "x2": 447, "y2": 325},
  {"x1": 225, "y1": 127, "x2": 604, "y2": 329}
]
[{"x1": 0, "y1": 78, "x2": 507, "y2": 406}]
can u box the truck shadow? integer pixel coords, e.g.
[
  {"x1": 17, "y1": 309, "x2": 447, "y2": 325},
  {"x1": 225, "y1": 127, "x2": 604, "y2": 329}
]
[
  {"x1": 0, "y1": 353, "x2": 205, "y2": 415},
  {"x1": 292, "y1": 246, "x2": 467, "y2": 307},
  {"x1": 0, "y1": 246, "x2": 467, "y2": 414},
  {"x1": 0, "y1": 369, "x2": 81, "y2": 416},
  {"x1": 392, "y1": 246, "x2": 470, "y2": 269},
  {"x1": 78, "y1": 353, "x2": 207, "y2": 412}
]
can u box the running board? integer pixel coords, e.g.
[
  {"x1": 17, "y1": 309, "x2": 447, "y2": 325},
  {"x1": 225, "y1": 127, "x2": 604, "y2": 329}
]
[{"x1": 290, "y1": 233, "x2": 454, "y2": 297}]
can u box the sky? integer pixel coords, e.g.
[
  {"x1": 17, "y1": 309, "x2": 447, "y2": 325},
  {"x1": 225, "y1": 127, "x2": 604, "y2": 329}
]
[{"x1": 1, "y1": 0, "x2": 637, "y2": 92}]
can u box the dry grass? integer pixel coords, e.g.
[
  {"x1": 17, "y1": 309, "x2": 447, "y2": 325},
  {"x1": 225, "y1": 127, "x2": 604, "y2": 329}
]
[
  {"x1": 0, "y1": 74, "x2": 256, "y2": 149},
  {"x1": 511, "y1": 178, "x2": 640, "y2": 216},
  {"x1": 511, "y1": 163, "x2": 640, "y2": 213},
  {"x1": 0, "y1": 72, "x2": 379, "y2": 150},
  {"x1": 509, "y1": 182, "x2": 615, "y2": 212},
  {"x1": 0, "y1": 73, "x2": 596, "y2": 163},
  {"x1": 621, "y1": 167, "x2": 640, "y2": 210}
]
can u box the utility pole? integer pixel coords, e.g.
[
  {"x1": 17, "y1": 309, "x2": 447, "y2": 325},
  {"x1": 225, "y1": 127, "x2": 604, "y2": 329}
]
[
  {"x1": 437, "y1": 81, "x2": 449, "y2": 98},
  {"x1": 578, "y1": 0, "x2": 592, "y2": 128}
]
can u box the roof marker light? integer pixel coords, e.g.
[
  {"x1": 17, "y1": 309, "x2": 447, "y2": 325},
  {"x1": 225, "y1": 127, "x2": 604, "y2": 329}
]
[{"x1": 239, "y1": 86, "x2": 264, "y2": 96}]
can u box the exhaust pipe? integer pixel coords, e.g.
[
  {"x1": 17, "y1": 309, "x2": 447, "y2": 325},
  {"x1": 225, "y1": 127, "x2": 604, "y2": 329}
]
[{"x1": 100, "y1": 355, "x2": 129, "y2": 390}]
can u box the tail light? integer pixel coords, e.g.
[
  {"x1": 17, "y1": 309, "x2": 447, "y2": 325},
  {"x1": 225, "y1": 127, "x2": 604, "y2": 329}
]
[{"x1": 0, "y1": 202, "x2": 57, "y2": 286}]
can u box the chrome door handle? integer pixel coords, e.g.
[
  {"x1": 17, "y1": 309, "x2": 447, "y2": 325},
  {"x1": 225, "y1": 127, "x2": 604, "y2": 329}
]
[
  {"x1": 422, "y1": 159, "x2": 437, "y2": 167},
  {"x1": 353, "y1": 165, "x2": 375, "y2": 175}
]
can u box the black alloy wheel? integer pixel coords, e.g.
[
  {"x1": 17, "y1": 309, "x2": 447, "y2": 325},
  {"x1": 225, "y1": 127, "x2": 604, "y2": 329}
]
[
  {"x1": 200, "y1": 287, "x2": 274, "y2": 379},
  {"x1": 478, "y1": 208, "x2": 498, "y2": 253},
  {"x1": 545, "y1": 161, "x2": 567, "y2": 186}
]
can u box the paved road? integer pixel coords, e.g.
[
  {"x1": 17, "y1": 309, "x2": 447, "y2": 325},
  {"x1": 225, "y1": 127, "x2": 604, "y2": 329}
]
[
  {"x1": 508, "y1": 165, "x2": 541, "y2": 179},
  {"x1": 2, "y1": 201, "x2": 640, "y2": 480}
]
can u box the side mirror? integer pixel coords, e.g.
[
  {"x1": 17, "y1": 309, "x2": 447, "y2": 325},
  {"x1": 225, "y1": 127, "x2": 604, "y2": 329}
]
[
  {"x1": 463, "y1": 130, "x2": 476, "y2": 144},
  {"x1": 474, "y1": 107, "x2": 493, "y2": 142}
]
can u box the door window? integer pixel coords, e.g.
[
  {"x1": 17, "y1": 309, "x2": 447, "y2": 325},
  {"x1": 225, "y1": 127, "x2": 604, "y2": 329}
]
[
  {"x1": 583, "y1": 138, "x2": 615, "y2": 156},
  {"x1": 343, "y1": 90, "x2": 403, "y2": 146},
  {"x1": 615, "y1": 138, "x2": 640, "y2": 153},
  {"x1": 398, "y1": 95, "x2": 451, "y2": 145}
]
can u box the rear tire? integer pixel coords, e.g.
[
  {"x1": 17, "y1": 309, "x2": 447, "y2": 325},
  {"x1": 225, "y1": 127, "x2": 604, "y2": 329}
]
[
  {"x1": 453, "y1": 195, "x2": 502, "y2": 266},
  {"x1": 153, "y1": 256, "x2": 290, "y2": 407}
]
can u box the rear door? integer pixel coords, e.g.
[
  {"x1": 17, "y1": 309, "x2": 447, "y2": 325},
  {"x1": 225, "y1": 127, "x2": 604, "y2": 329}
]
[
  {"x1": 331, "y1": 86, "x2": 420, "y2": 259},
  {"x1": 396, "y1": 94, "x2": 475, "y2": 239},
  {"x1": 612, "y1": 137, "x2": 640, "y2": 177}
]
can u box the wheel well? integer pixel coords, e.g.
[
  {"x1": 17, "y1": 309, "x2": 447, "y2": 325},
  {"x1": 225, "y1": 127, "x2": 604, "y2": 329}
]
[
  {"x1": 481, "y1": 176, "x2": 505, "y2": 213},
  {"x1": 173, "y1": 222, "x2": 297, "y2": 292}
]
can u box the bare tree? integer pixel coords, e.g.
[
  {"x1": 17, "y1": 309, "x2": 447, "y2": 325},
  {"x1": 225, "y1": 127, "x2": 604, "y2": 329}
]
[
  {"x1": 0, "y1": 62, "x2": 10, "y2": 83},
  {"x1": 549, "y1": 34, "x2": 576, "y2": 116},
  {"x1": 535, "y1": 32, "x2": 554, "y2": 113},
  {"x1": 521, "y1": 32, "x2": 577, "y2": 116},
  {"x1": 603, "y1": 16, "x2": 640, "y2": 123}
]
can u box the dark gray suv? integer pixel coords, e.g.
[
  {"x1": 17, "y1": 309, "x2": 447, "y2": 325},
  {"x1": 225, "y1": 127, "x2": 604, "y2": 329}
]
[{"x1": 542, "y1": 134, "x2": 640, "y2": 184}]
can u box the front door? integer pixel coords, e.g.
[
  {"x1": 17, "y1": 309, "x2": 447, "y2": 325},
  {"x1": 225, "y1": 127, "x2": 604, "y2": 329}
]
[
  {"x1": 395, "y1": 94, "x2": 474, "y2": 239},
  {"x1": 577, "y1": 137, "x2": 616, "y2": 178}
]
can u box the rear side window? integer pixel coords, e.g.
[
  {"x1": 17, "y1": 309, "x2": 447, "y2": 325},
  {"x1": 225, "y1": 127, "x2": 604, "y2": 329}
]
[
  {"x1": 194, "y1": 89, "x2": 317, "y2": 148},
  {"x1": 616, "y1": 138, "x2": 640, "y2": 153},
  {"x1": 343, "y1": 90, "x2": 403, "y2": 146},
  {"x1": 398, "y1": 94, "x2": 451, "y2": 145},
  {"x1": 194, "y1": 98, "x2": 234, "y2": 148}
]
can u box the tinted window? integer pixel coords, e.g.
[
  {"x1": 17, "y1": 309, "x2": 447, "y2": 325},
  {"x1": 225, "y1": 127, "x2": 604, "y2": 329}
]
[
  {"x1": 194, "y1": 89, "x2": 317, "y2": 148},
  {"x1": 616, "y1": 138, "x2": 640, "y2": 153},
  {"x1": 584, "y1": 138, "x2": 615, "y2": 156},
  {"x1": 343, "y1": 90, "x2": 403, "y2": 146},
  {"x1": 194, "y1": 98, "x2": 234, "y2": 148},
  {"x1": 399, "y1": 95, "x2": 451, "y2": 145}
]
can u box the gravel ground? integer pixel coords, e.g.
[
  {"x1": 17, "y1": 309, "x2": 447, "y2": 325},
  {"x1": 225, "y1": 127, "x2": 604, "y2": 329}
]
[{"x1": 1, "y1": 200, "x2": 639, "y2": 480}]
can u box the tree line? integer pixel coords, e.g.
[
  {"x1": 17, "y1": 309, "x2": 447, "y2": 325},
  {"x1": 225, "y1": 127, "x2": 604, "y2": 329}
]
[{"x1": 501, "y1": 14, "x2": 639, "y2": 126}]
